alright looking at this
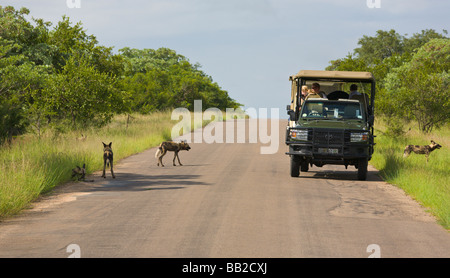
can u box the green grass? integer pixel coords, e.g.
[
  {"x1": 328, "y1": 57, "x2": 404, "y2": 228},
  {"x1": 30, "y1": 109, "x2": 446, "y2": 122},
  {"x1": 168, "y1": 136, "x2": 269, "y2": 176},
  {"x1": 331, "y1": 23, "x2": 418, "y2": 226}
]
[
  {"x1": 0, "y1": 111, "x2": 211, "y2": 219},
  {"x1": 370, "y1": 118, "x2": 450, "y2": 229}
]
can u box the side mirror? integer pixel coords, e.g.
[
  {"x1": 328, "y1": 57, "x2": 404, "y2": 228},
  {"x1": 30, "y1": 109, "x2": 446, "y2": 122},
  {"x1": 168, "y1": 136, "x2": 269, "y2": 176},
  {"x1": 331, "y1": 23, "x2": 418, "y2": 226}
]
[
  {"x1": 287, "y1": 109, "x2": 296, "y2": 121},
  {"x1": 368, "y1": 115, "x2": 374, "y2": 126}
]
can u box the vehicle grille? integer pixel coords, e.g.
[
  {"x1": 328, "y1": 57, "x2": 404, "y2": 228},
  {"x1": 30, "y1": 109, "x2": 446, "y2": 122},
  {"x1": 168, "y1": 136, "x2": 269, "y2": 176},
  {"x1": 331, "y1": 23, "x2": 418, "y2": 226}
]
[{"x1": 313, "y1": 130, "x2": 345, "y2": 145}]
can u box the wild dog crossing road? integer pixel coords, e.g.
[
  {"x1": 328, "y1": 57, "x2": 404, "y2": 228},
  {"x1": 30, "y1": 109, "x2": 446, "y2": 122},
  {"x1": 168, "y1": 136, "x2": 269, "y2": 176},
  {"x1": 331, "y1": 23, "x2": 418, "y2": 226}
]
[{"x1": 0, "y1": 119, "x2": 449, "y2": 258}]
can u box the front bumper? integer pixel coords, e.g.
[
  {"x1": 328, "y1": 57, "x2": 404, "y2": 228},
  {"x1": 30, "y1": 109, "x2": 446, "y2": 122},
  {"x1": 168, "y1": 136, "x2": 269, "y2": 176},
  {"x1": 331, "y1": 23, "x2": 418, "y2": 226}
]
[{"x1": 285, "y1": 141, "x2": 372, "y2": 161}]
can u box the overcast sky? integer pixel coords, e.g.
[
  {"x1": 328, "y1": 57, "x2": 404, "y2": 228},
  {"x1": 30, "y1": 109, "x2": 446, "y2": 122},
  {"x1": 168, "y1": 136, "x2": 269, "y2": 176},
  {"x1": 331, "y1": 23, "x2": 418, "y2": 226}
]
[{"x1": 2, "y1": 0, "x2": 449, "y2": 117}]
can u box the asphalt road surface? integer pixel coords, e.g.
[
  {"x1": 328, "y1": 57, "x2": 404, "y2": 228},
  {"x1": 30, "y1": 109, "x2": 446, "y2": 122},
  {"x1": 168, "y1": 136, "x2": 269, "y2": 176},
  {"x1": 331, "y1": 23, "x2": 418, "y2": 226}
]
[{"x1": 0, "y1": 119, "x2": 449, "y2": 258}]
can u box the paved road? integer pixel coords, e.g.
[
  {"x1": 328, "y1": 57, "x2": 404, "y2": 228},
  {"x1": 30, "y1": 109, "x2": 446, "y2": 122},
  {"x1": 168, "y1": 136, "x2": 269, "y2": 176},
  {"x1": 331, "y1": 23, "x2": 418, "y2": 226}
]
[{"x1": 0, "y1": 119, "x2": 449, "y2": 258}]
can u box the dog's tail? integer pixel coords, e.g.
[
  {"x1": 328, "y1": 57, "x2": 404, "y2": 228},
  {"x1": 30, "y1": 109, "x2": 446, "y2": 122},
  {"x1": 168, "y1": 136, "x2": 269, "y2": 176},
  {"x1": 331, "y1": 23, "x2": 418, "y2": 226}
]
[
  {"x1": 155, "y1": 148, "x2": 161, "y2": 158},
  {"x1": 403, "y1": 146, "x2": 410, "y2": 158}
]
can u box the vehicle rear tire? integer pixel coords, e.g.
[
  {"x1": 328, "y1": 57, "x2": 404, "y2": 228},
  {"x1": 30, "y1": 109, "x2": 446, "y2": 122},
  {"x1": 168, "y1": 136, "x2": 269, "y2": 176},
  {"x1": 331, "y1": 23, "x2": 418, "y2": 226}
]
[
  {"x1": 357, "y1": 158, "x2": 368, "y2": 181},
  {"x1": 290, "y1": 155, "x2": 300, "y2": 177}
]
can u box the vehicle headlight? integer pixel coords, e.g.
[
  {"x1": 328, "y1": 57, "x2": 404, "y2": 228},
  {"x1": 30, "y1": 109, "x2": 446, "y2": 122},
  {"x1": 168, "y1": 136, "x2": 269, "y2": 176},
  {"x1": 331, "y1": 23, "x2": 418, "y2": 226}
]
[
  {"x1": 350, "y1": 132, "x2": 369, "y2": 142},
  {"x1": 290, "y1": 129, "x2": 308, "y2": 141}
]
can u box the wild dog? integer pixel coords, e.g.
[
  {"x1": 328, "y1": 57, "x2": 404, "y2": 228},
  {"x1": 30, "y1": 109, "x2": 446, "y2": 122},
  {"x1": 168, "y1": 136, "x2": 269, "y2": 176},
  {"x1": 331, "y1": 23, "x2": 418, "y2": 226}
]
[
  {"x1": 102, "y1": 142, "x2": 116, "y2": 178},
  {"x1": 72, "y1": 164, "x2": 86, "y2": 181},
  {"x1": 403, "y1": 140, "x2": 442, "y2": 163},
  {"x1": 71, "y1": 163, "x2": 94, "y2": 182},
  {"x1": 155, "y1": 140, "x2": 191, "y2": 167},
  {"x1": 76, "y1": 134, "x2": 87, "y2": 141}
]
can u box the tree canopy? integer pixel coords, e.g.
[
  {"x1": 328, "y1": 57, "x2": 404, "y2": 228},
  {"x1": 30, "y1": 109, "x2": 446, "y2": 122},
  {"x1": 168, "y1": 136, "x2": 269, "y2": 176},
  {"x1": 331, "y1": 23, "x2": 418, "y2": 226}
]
[
  {"x1": 326, "y1": 29, "x2": 449, "y2": 134},
  {"x1": 0, "y1": 6, "x2": 241, "y2": 144},
  {"x1": 119, "y1": 47, "x2": 241, "y2": 113}
]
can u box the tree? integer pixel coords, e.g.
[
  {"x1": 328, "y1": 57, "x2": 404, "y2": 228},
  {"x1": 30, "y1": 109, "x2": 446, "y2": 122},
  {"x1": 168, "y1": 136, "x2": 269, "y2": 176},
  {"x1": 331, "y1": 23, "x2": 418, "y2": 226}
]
[
  {"x1": 44, "y1": 54, "x2": 127, "y2": 129},
  {"x1": 119, "y1": 47, "x2": 188, "y2": 74},
  {"x1": 326, "y1": 29, "x2": 449, "y2": 134},
  {"x1": 403, "y1": 29, "x2": 448, "y2": 54},
  {"x1": 384, "y1": 39, "x2": 450, "y2": 133},
  {"x1": 0, "y1": 6, "x2": 242, "y2": 143},
  {"x1": 120, "y1": 47, "x2": 241, "y2": 112},
  {"x1": 0, "y1": 39, "x2": 37, "y2": 142},
  {"x1": 352, "y1": 29, "x2": 448, "y2": 67},
  {"x1": 354, "y1": 29, "x2": 404, "y2": 66},
  {"x1": 326, "y1": 53, "x2": 369, "y2": 72}
]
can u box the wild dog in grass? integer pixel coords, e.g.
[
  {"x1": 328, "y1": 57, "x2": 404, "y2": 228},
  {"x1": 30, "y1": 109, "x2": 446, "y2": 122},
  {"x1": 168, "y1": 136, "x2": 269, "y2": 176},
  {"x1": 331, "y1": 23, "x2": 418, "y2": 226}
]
[
  {"x1": 71, "y1": 163, "x2": 94, "y2": 182},
  {"x1": 102, "y1": 142, "x2": 116, "y2": 178},
  {"x1": 72, "y1": 164, "x2": 86, "y2": 181},
  {"x1": 76, "y1": 134, "x2": 87, "y2": 141},
  {"x1": 403, "y1": 140, "x2": 442, "y2": 163},
  {"x1": 155, "y1": 140, "x2": 191, "y2": 167}
]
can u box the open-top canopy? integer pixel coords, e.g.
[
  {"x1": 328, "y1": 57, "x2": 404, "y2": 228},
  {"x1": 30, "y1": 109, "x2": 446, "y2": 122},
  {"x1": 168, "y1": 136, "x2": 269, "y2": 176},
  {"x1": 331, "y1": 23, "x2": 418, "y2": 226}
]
[{"x1": 290, "y1": 70, "x2": 375, "y2": 82}]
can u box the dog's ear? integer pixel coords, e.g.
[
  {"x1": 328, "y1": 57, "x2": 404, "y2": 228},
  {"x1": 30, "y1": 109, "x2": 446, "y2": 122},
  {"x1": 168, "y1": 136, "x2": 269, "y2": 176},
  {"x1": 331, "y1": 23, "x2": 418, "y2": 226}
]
[
  {"x1": 102, "y1": 142, "x2": 106, "y2": 147},
  {"x1": 109, "y1": 142, "x2": 112, "y2": 147}
]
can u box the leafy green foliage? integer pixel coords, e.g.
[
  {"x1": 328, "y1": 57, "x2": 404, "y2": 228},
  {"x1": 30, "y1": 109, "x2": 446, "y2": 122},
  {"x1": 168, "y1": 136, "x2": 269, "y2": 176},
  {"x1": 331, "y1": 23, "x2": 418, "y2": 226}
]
[
  {"x1": 120, "y1": 47, "x2": 241, "y2": 113},
  {"x1": 43, "y1": 54, "x2": 127, "y2": 130},
  {"x1": 326, "y1": 29, "x2": 449, "y2": 134},
  {"x1": 384, "y1": 39, "x2": 450, "y2": 133},
  {"x1": 0, "y1": 6, "x2": 241, "y2": 145}
]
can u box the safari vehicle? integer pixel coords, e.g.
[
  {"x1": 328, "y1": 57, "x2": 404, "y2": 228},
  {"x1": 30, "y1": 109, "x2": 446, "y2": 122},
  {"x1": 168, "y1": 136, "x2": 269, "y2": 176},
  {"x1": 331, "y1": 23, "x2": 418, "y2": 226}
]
[{"x1": 285, "y1": 70, "x2": 375, "y2": 180}]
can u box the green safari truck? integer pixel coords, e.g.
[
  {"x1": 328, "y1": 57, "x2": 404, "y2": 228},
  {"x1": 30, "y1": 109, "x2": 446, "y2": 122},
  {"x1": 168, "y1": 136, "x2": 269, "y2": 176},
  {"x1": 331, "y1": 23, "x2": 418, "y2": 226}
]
[{"x1": 285, "y1": 70, "x2": 376, "y2": 180}]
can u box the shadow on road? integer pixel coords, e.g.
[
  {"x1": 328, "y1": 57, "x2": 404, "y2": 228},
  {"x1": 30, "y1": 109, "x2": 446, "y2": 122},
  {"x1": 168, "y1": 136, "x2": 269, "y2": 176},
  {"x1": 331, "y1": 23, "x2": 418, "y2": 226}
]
[
  {"x1": 100, "y1": 173, "x2": 211, "y2": 192},
  {"x1": 296, "y1": 169, "x2": 383, "y2": 182},
  {"x1": 46, "y1": 173, "x2": 210, "y2": 198}
]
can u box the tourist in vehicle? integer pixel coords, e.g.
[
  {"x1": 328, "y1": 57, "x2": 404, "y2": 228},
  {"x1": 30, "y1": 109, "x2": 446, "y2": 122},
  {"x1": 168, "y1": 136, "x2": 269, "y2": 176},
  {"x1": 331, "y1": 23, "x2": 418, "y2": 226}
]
[
  {"x1": 309, "y1": 83, "x2": 327, "y2": 99},
  {"x1": 301, "y1": 85, "x2": 309, "y2": 98},
  {"x1": 348, "y1": 84, "x2": 361, "y2": 98},
  {"x1": 299, "y1": 85, "x2": 309, "y2": 105},
  {"x1": 305, "y1": 88, "x2": 321, "y2": 100},
  {"x1": 349, "y1": 84, "x2": 369, "y2": 115}
]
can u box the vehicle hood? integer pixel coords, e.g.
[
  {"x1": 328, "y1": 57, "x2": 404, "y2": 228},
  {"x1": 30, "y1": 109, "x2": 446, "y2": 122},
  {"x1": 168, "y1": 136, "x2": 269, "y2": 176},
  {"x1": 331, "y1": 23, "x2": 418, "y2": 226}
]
[{"x1": 295, "y1": 119, "x2": 367, "y2": 130}]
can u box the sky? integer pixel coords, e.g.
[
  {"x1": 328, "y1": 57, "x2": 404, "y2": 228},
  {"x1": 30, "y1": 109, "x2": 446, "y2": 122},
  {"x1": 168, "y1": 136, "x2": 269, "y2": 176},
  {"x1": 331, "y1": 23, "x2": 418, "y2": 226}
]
[{"x1": 2, "y1": 0, "x2": 449, "y2": 117}]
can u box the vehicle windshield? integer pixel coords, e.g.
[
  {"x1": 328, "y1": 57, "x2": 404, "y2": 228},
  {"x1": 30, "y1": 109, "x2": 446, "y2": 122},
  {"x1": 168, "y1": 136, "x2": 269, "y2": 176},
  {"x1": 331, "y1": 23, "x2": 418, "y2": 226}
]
[{"x1": 300, "y1": 100, "x2": 364, "y2": 120}]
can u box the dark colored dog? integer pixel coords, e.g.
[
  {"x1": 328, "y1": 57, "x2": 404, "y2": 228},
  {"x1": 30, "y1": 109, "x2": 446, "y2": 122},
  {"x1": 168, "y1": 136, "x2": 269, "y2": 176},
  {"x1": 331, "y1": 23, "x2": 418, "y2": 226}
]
[
  {"x1": 102, "y1": 142, "x2": 115, "y2": 178},
  {"x1": 71, "y1": 163, "x2": 94, "y2": 182},
  {"x1": 72, "y1": 164, "x2": 86, "y2": 181},
  {"x1": 403, "y1": 140, "x2": 442, "y2": 163},
  {"x1": 155, "y1": 140, "x2": 191, "y2": 167}
]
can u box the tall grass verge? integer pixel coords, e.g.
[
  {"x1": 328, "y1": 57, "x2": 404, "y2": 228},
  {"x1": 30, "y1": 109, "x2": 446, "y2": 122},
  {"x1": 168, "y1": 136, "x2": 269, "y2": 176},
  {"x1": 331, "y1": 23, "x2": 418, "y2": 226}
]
[
  {"x1": 370, "y1": 118, "x2": 449, "y2": 229},
  {"x1": 0, "y1": 111, "x2": 210, "y2": 219}
]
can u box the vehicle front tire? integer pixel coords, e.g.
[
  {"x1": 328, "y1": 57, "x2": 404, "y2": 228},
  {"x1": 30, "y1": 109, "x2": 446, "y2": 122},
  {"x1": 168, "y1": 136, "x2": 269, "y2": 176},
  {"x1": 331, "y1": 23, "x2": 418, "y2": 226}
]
[
  {"x1": 290, "y1": 155, "x2": 300, "y2": 177},
  {"x1": 357, "y1": 157, "x2": 368, "y2": 181}
]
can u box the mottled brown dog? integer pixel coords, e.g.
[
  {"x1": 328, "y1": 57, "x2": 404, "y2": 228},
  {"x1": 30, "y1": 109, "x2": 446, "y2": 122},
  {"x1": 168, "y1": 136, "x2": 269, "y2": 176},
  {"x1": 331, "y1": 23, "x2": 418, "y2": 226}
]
[
  {"x1": 155, "y1": 140, "x2": 191, "y2": 167},
  {"x1": 403, "y1": 140, "x2": 442, "y2": 163},
  {"x1": 72, "y1": 164, "x2": 86, "y2": 181}
]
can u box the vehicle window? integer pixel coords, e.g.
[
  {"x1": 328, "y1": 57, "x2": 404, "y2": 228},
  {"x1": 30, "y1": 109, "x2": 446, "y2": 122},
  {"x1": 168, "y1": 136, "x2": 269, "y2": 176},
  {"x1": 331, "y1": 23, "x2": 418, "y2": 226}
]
[{"x1": 301, "y1": 101, "x2": 363, "y2": 120}]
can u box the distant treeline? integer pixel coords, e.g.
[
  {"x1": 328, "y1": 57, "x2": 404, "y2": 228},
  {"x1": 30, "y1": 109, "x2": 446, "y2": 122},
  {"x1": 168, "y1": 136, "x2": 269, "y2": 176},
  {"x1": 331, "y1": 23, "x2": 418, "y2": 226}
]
[
  {"x1": 0, "y1": 6, "x2": 241, "y2": 144},
  {"x1": 326, "y1": 29, "x2": 449, "y2": 134}
]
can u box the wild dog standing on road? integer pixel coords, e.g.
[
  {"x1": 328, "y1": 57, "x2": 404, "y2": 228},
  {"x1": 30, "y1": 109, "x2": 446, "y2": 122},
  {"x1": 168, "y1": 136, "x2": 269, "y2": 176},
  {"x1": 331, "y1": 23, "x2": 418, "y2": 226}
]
[
  {"x1": 102, "y1": 142, "x2": 116, "y2": 178},
  {"x1": 403, "y1": 140, "x2": 442, "y2": 163},
  {"x1": 155, "y1": 140, "x2": 191, "y2": 167}
]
